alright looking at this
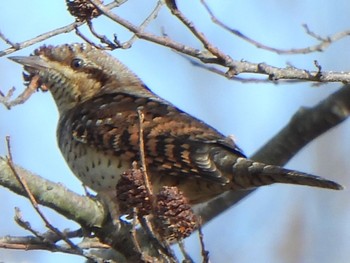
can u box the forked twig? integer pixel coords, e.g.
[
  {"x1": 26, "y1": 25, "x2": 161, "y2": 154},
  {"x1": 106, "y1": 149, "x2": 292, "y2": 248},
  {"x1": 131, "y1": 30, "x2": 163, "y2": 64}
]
[
  {"x1": 121, "y1": 0, "x2": 165, "y2": 49},
  {"x1": 0, "y1": 1, "x2": 123, "y2": 57},
  {"x1": 87, "y1": 20, "x2": 120, "y2": 50},
  {"x1": 14, "y1": 207, "x2": 45, "y2": 239},
  {"x1": 165, "y1": 0, "x2": 232, "y2": 64},
  {"x1": 201, "y1": 0, "x2": 350, "y2": 55},
  {"x1": 0, "y1": 75, "x2": 40, "y2": 109}
]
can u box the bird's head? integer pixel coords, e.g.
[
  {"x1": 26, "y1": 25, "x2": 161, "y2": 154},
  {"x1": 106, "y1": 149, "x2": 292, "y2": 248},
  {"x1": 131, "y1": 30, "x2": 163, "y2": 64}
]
[{"x1": 9, "y1": 43, "x2": 150, "y2": 115}]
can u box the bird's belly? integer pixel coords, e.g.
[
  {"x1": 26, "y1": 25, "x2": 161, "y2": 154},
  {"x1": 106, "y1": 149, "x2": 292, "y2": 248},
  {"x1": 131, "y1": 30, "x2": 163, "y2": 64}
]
[{"x1": 61, "y1": 141, "x2": 129, "y2": 192}]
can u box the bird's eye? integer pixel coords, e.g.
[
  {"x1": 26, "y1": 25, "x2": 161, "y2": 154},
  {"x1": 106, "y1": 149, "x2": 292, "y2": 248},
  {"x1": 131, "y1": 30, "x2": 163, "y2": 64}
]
[{"x1": 71, "y1": 58, "x2": 84, "y2": 69}]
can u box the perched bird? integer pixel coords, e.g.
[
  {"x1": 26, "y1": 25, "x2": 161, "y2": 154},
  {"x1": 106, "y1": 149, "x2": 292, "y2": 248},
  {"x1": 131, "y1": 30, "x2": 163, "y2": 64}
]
[{"x1": 9, "y1": 43, "x2": 342, "y2": 216}]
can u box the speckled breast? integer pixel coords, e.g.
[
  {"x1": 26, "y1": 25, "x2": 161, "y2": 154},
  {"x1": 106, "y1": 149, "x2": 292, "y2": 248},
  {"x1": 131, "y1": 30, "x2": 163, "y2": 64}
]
[{"x1": 57, "y1": 127, "x2": 129, "y2": 193}]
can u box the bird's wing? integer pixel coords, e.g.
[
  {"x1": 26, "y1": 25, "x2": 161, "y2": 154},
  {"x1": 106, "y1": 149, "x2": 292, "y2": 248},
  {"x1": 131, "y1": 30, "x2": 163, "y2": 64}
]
[{"x1": 61, "y1": 92, "x2": 245, "y2": 184}]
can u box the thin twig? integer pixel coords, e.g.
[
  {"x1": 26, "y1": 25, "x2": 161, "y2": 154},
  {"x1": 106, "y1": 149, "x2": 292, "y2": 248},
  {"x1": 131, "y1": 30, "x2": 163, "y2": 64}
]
[
  {"x1": 197, "y1": 219, "x2": 209, "y2": 263},
  {"x1": 74, "y1": 26, "x2": 101, "y2": 48},
  {"x1": 131, "y1": 208, "x2": 143, "y2": 255},
  {"x1": 0, "y1": 75, "x2": 40, "y2": 110},
  {"x1": 0, "y1": 21, "x2": 83, "y2": 57},
  {"x1": 88, "y1": 0, "x2": 222, "y2": 63},
  {"x1": 201, "y1": 0, "x2": 350, "y2": 55},
  {"x1": 139, "y1": 217, "x2": 178, "y2": 262},
  {"x1": 0, "y1": 236, "x2": 77, "y2": 254},
  {"x1": 121, "y1": 0, "x2": 165, "y2": 49},
  {"x1": 15, "y1": 210, "x2": 84, "y2": 244},
  {"x1": 178, "y1": 240, "x2": 194, "y2": 263},
  {"x1": 87, "y1": 20, "x2": 120, "y2": 50},
  {"x1": 136, "y1": 109, "x2": 154, "y2": 204},
  {"x1": 14, "y1": 207, "x2": 45, "y2": 239},
  {"x1": 0, "y1": 30, "x2": 19, "y2": 48},
  {"x1": 165, "y1": 1, "x2": 233, "y2": 65},
  {"x1": 302, "y1": 24, "x2": 327, "y2": 41},
  {"x1": 0, "y1": 87, "x2": 15, "y2": 109},
  {"x1": 0, "y1": 1, "x2": 123, "y2": 57},
  {"x1": 0, "y1": 234, "x2": 108, "y2": 257},
  {"x1": 5, "y1": 136, "x2": 82, "y2": 253}
]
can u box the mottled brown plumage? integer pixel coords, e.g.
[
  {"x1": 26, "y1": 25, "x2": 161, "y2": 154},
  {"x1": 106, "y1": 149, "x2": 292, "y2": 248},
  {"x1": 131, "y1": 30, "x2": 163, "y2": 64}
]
[{"x1": 9, "y1": 43, "x2": 342, "y2": 216}]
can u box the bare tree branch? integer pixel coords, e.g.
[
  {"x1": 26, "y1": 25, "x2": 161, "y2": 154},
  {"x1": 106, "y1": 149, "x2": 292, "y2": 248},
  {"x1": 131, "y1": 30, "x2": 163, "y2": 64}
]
[
  {"x1": 165, "y1": 0, "x2": 232, "y2": 64},
  {"x1": 1, "y1": 1, "x2": 350, "y2": 83},
  {"x1": 201, "y1": 0, "x2": 350, "y2": 55},
  {"x1": 0, "y1": 1, "x2": 123, "y2": 57},
  {"x1": 86, "y1": 0, "x2": 350, "y2": 83},
  {"x1": 0, "y1": 157, "x2": 106, "y2": 227},
  {"x1": 121, "y1": 0, "x2": 165, "y2": 49},
  {"x1": 6, "y1": 136, "x2": 82, "y2": 251},
  {"x1": 0, "y1": 234, "x2": 114, "y2": 261},
  {"x1": 0, "y1": 21, "x2": 84, "y2": 57}
]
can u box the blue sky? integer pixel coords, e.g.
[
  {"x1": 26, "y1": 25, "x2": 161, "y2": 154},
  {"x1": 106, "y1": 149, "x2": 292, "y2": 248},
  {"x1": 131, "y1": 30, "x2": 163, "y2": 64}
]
[{"x1": 1, "y1": 1, "x2": 350, "y2": 262}]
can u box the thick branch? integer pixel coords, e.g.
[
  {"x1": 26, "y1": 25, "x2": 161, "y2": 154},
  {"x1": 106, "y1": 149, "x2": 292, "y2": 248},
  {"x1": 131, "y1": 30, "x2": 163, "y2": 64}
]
[{"x1": 0, "y1": 157, "x2": 106, "y2": 227}]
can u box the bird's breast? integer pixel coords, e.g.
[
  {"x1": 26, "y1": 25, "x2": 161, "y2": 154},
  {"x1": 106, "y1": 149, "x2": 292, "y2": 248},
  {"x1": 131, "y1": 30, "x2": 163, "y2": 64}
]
[{"x1": 59, "y1": 137, "x2": 129, "y2": 192}]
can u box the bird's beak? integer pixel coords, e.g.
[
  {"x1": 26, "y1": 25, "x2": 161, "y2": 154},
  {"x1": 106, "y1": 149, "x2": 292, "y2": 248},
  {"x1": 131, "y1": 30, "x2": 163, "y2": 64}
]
[{"x1": 8, "y1": 55, "x2": 49, "y2": 70}]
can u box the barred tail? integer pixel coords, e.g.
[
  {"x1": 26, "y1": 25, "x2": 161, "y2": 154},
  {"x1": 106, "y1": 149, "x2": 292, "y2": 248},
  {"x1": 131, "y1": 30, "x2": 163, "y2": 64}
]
[{"x1": 230, "y1": 157, "x2": 343, "y2": 190}]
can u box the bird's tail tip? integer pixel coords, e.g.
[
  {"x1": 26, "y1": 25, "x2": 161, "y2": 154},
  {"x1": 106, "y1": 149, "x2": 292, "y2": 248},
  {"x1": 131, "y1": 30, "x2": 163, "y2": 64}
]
[
  {"x1": 327, "y1": 181, "x2": 344, "y2": 190},
  {"x1": 231, "y1": 158, "x2": 344, "y2": 191}
]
